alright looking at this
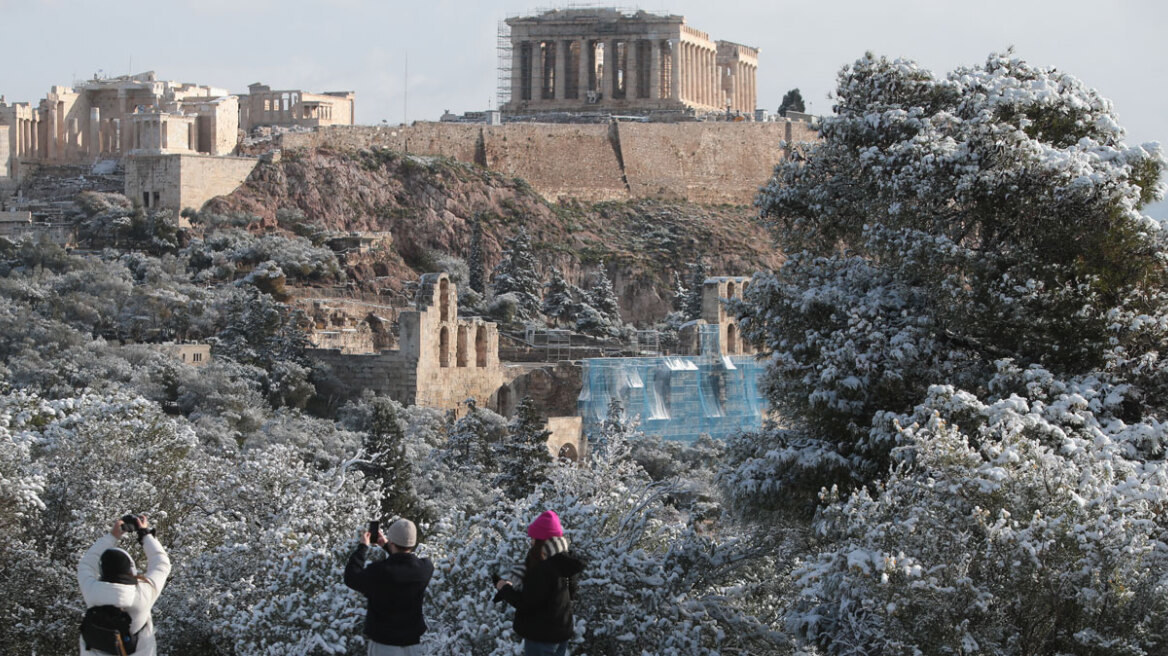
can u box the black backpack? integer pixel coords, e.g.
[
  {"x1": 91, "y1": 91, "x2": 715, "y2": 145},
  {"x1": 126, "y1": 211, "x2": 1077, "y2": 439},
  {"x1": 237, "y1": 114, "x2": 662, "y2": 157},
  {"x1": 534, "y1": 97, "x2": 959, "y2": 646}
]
[{"x1": 80, "y1": 604, "x2": 140, "y2": 655}]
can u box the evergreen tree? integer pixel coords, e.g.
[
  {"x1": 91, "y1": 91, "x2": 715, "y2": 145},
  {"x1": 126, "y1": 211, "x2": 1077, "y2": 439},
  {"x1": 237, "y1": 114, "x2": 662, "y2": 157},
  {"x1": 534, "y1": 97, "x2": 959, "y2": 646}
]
[
  {"x1": 541, "y1": 266, "x2": 581, "y2": 328},
  {"x1": 489, "y1": 226, "x2": 542, "y2": 319},
  {"x1": 360, "y1": 396, "x2": 426, "y2": 521},
  {"x1": 683, "y1": 259, "x2": 708, "y2": 321},
  {"x1": 494, "y1": 396, "x2": 554, "y2": 499},
  {"x1": 586, "y1": 264, "x2": 621, "y2": 326},
  {"x1": 441, "y1": 398, "x2": 507, "y2": 479},
  {"x1": 777, "y1": 88, "x2": 805, "y2": 116},
  {"x1": 467, "y1": 214, "x2": 485, "y2": 295},
  {"x1": 670, "y1": 270, "x2": 688, "y2": 313},
  {"x1": 728, "y1": 51, "x2": 1168, "y2": 513}
]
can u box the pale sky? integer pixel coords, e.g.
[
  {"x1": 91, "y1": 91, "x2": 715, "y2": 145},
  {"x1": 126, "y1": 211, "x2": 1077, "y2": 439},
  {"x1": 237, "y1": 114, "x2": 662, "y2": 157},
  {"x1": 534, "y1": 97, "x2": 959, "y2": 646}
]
[{"x1": 3, "y1": 0, "x2": 1166, "y2": 216}]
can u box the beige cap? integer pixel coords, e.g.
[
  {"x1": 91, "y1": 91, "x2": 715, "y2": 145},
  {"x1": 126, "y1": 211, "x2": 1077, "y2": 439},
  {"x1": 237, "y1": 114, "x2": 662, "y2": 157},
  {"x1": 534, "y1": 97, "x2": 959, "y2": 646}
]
[{"x1": 387, "y1": 518, "x2": 417, "y2": 548}]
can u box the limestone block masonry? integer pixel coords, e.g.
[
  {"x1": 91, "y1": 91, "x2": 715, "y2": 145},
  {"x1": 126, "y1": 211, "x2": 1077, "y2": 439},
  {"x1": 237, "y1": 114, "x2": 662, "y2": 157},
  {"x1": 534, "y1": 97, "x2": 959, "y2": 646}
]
[
  {"x1": 277, "y1": 119, "x2": 817, "y2": 206},
  {"x1": 125, "y1": 153, "x2": 259, "y2": 212},
  {"x1": 308, "y1": 273, "x2": 514, "y2": 415}
]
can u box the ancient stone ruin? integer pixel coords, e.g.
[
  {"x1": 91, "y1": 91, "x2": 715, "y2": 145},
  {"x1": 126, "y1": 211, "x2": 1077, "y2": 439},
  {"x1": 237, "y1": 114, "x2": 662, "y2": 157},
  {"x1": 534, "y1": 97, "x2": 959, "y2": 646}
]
[{"x1": 502, "y1": 8, "x2": 758, "y2": 117}]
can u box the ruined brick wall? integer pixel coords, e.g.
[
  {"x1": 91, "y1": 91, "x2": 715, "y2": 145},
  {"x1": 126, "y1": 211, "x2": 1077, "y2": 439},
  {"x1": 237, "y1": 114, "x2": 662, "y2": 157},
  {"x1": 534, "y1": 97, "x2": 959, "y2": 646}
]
[{"x1": 277, "y1": 120, "x2": 817, "y2": 205}]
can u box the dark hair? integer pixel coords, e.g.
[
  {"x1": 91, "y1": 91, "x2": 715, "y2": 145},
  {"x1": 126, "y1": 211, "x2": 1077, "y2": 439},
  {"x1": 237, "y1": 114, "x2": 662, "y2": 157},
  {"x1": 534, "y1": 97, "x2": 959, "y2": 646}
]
[
  {"x1": 391, "y1": 543, "x2": 415, "y2": 553},
  {"x1": 525, "y1": 539, "x2": 548, "y2": 570},
  {"x1": 99, "y1": 549, "x2": 151, "y2": 587}
]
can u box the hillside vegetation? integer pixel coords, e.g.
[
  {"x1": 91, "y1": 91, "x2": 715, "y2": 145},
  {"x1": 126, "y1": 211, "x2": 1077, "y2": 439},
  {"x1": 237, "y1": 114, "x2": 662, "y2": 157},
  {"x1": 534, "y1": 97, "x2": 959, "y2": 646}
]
[{"x1": 204, "y1": 147, "x2": 781, "y2": 322}]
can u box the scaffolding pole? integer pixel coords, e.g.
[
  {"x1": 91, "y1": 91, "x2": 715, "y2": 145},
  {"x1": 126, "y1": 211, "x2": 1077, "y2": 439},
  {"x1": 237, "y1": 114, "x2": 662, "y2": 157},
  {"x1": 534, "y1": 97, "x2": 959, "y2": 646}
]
[{"x1": 496, "y1": 20, "x2": 513, "y2": 109}]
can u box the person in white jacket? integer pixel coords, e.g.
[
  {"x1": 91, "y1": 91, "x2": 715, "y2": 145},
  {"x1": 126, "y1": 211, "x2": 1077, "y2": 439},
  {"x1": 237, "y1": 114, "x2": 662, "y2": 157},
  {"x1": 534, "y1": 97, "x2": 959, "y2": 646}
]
[{"x1": 78, "y1": 514, "x2": 172, "y2": 656}]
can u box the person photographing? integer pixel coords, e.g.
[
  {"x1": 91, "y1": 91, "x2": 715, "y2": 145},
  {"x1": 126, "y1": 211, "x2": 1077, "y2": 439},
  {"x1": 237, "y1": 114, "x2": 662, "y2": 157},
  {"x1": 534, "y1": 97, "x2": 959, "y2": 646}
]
[
  {"x1": 78, "y1": 514, "x2": 171, "y2": 656},
  {"x1": 493, "y1": 510, "x2": 586, "y2": 656},
  {"x1": 344, "y1": 518, "x2": 434, "y2": 655}
]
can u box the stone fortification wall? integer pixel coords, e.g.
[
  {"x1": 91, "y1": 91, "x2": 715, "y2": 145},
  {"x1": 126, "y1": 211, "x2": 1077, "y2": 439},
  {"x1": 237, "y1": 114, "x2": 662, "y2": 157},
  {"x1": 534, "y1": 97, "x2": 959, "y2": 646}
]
[
  {"x1": 309, "y1": 348, "x2": 420, "y2": 404},
  {"x1": 481, "y1": 123, "x2": 627, "y2": 202},
  {"x1": 278, "y1": 124, "x2": 481, "y2": 162},
  {"x1": 618, "y1": 122, "x2": 805, "y2": 203},
  {"x1": 277, "y1": 120, "x2": 818, "y2": 205}
]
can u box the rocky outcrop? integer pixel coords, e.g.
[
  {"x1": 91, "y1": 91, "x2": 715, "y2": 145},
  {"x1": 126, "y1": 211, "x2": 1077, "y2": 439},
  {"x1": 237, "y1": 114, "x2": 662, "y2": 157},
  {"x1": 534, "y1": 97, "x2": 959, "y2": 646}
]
[{"x1": 204, "y1": 147, "x2": 783, "y2": 324}]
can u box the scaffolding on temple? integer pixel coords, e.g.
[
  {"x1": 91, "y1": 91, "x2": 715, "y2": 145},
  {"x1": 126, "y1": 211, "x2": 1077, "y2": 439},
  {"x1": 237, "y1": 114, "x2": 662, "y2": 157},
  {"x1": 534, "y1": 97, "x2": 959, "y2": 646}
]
[
  {"x1": 496, "y1": 20, "x2": 513, "y2": 109},
  {"x1": 576, "y1": 330, "x2": 766, "y2": 443}
]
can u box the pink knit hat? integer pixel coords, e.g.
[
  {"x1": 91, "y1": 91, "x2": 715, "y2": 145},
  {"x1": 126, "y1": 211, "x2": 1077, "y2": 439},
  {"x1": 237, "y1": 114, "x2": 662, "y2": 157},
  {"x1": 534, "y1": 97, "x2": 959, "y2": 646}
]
[{"x1": 527, "y1": 510, "x2": 564, "y2": 540}]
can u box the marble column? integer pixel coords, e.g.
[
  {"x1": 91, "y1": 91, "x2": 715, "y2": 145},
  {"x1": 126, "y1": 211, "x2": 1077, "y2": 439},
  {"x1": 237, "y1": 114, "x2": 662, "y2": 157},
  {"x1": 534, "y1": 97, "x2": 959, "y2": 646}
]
[
  {"x1": 612, "y1": 37, "x2": 621, "y2": 98},
  {"x1": 554, "y1": 40, "x2": 567, "y2": 100},
  {"x1": 649, "y1": 40, "x2": 662, "y2": 100},
  {"x1": 685, "y1": 43, "x2": 693, "y2": 102},
  {"x1": 670, "y1": 40, "x2": 680, "y2": 101},
  {"x1": 578, "y1": 39, "x2": 591, "y2": 98},
  {"x1": 529, "y1": 41, "x2": 541, "y2": 101},
  {"x1": 510, "y1": 39, "x2": 524, "y2": 103},
  {"x1": 47, "y1": 107, "x2": 58, "y2": 160},
  {"x1": 747, "y1": 63, "x2": 756, "y2": 112},
  {"x1": 627, "y1": 40, "x2": 639, "y2": 100},
  {"x1": 90, "y1": 109, "x2": 101, "y2": 157}
]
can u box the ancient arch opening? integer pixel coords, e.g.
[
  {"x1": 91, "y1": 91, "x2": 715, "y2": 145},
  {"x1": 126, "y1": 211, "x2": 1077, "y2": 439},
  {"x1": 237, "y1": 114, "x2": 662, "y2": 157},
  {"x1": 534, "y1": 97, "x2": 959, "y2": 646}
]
[
  {"x1": 558, "y1": 442, "x2": 579, "y2": 462},
  {"x1": 497, "y1": 385, "x2": 512, "y2": 416},
  {"x1": 727, "y1": 323, "x2": 738, "y2": 354},
  {"x1": 439, "y1": 278, "x2": 450, "y2": 322},
  {"x1": 439, "y1": 326, "x2": 450, "y2": 367},
  {"x1": 476, "y1": 326, "x2": 487, "y2": 367}
]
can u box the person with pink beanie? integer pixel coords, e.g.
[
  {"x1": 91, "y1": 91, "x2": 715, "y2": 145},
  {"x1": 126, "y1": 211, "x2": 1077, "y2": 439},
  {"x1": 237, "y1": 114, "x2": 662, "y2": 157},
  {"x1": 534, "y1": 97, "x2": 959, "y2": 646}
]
[{"x1": 493, "y1": 510, "x2": 586, "y2": 656}]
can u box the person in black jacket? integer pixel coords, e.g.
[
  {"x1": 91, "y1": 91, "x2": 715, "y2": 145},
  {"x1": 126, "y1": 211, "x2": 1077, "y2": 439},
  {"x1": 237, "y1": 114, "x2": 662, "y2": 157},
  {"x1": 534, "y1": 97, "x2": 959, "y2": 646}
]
[
  {"x1": 344, "y1": 518, "x2": 434, "y2": 656},
  {"x1": 493, "y1": 510, "x2": 586, "y2": 656}
]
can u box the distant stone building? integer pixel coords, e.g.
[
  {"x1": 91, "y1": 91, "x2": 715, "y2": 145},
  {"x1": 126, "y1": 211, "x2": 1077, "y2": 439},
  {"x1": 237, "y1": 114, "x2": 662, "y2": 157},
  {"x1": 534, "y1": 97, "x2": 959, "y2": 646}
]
[
  {"x1": 0, "y1": 210, "x2": 76, "y2": 246},
  {"x1": 677, "y1": 276, "x2": 755, "y2": 356},
  {"x1": 0, "y1": 72, "x2": 235, "y2": 178},
  {"x1": 239, "y1": 83, "x2": 354, "y2": 132},
  {"x1": 151, "y1": 342, "x2": 212, "y2": 366},
  {"x1": 309, "y1": 273, "x2": 507, "y2": 411},
  {"x1": 502, "y1": 8, "x2": 758, "y2": 116}
]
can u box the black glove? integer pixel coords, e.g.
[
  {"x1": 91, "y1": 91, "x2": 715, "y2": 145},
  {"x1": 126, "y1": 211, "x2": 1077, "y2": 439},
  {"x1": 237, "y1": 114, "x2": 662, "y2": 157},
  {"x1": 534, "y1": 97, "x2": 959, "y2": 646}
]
[{"x1": 136, "y1": 527, "x2": 156, "y2": 544}]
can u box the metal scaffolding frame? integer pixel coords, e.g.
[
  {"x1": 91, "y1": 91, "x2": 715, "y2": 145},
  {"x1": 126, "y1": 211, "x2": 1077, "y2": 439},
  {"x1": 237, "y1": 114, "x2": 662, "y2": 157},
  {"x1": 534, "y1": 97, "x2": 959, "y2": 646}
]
[{"x1": 577, "y1": 354, "x2": 765, "y2": 443}]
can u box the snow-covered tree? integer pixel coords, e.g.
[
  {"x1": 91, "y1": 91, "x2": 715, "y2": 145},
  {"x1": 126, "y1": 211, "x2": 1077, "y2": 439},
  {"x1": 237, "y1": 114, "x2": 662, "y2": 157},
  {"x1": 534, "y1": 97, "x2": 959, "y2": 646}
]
[
  {"x1": 424, "y1": 427, "x2": 785, "y2": 656},
  {"x1": 494, "y1": 396, "x2": 553, "y2": 499},
  {"x1": 359, "y1": 395, "x2": 427, "y2": 522},
  {"x1": 541, "y1": 266, "x2": 581, "y2": 328},
  {"x1": 468, "y1": 214, "x2": 486, "y2": 295},
  {"x1": 785, "y1": 366, "x2": 1168, "y2": 656},
  {"x1": 489, "y1": 227, "x2": 542, "y2": 321},
  {"x1": 729, "y1": 51, "x2": 1168, "y2": 511},
  {"x1": 585, "y1": 266, "x2": 621, "y2": 326},
  {"x1": 683, "y1": 259, "x2": 708, "y2": 322}
]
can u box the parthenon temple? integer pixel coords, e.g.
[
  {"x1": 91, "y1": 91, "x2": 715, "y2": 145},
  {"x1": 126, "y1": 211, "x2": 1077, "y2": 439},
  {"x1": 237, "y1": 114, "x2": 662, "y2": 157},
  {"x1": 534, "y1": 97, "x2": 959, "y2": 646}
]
[{"x1": 502, "y1": 9, "x2": 758, "y2": 116}]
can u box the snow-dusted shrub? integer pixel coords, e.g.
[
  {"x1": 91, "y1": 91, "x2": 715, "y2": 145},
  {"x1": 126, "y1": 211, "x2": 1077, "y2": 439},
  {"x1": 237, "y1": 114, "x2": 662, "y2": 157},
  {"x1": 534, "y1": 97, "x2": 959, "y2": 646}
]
[
  {"x1": 788, "y1": 367, "x2": 1168, "y2": 655},
  {"x1": 0, "y1": 389, "x2": 200, "y2": 654},
  {"x1": 423, "y1": 429, "x2": 785, "y2": 656},
  {"x1": 185, "y1": 228, "x2": 343, "y2": 283},
  {"x1": 162, "y1": 444, "x2": 379, "y2": 656},
  {"x1": 730, "y1": 51, "x2": 1168, "y2": 510}
]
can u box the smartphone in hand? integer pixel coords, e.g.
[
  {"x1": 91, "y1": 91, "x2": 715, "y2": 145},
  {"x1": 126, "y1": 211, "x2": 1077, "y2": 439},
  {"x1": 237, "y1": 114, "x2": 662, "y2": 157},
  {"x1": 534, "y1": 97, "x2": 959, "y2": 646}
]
[{"x1": 368, "y1": 520, "x2": 380, "y2": 545}]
